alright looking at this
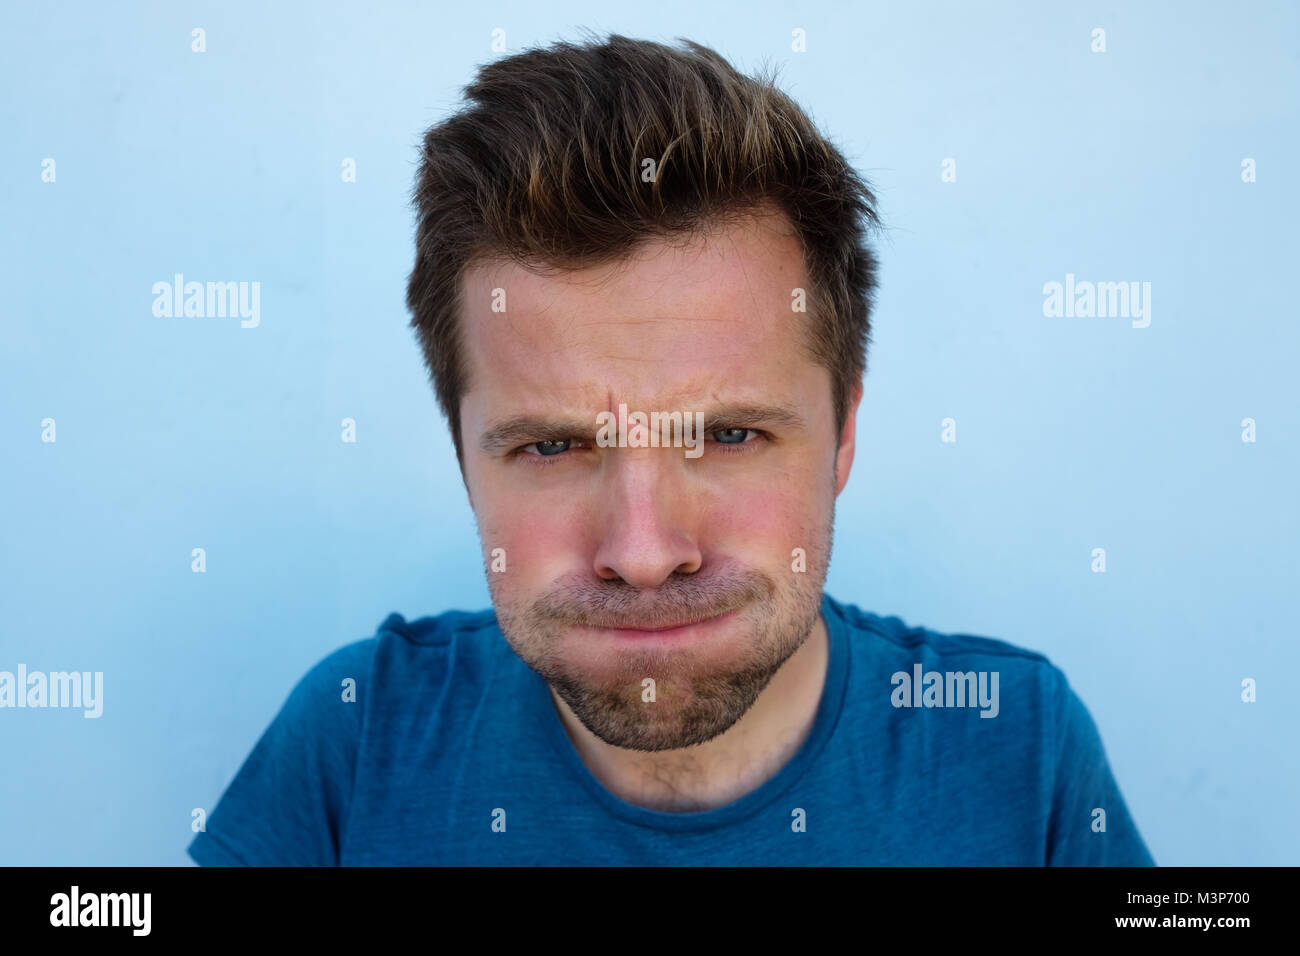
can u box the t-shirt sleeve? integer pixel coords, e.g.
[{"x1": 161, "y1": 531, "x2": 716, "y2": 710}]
[
  {"x1": 187, "y1": 639, "x2": 374, "y2": 866},
  {"x1": 1045, "y1": 667, "x2": 1155, "y2": 866}
]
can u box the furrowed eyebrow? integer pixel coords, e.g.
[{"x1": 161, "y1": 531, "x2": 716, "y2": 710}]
[
  {"x1": 699, "y1": 403, "x2": 807, "y2": 434},
  {"x1": 478, "y1": 418, "x2": 599, "y2": 454},
  {"x1": 477, "y1": 403, "x2": 809, "y2": 454}
]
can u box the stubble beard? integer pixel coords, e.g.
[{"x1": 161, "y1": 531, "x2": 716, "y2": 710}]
[{"x1": 489, "y1": 520, "x2": 833, "y2": 753}]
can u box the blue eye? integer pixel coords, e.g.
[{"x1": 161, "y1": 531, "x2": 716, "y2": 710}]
[
  {"x1": 712, "y1": 428, "x2": 756, "y2": 444},
  {"x1": 529, "y1": 439, "x2": 571, "y2": 456}
]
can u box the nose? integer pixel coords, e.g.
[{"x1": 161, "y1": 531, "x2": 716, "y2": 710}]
[{"x1": 592, "y1": 450, "x2": 702, "y2": 588}]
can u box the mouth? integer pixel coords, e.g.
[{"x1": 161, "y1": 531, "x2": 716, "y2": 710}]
[{"x1": 586, "y1": 607, "x2": 742, "y2": 642}]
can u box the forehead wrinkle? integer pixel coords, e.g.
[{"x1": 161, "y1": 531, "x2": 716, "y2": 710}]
[{"x1": 565, "y1": 313, "x2": 747, "y2": 347}]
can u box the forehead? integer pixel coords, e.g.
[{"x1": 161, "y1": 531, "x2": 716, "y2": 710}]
[{"x1": 458, "y1": 209, "x2": 817, "y2": 415}]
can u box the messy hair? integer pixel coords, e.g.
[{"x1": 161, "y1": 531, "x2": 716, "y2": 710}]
[{"x1": 406, "y1": 33, "x2": 881, "y2": 464}]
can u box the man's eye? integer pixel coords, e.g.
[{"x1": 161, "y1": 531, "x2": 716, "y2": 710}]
[
  {"x1": 711, "y1": 428, "x2": 758, "y2": 444},
  {"x1": 524, "y1": 439, "x2": 573, "y2": 456}
]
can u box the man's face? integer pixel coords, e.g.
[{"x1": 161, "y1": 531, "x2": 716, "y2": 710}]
[{"x1": 458, "y1": 207, "x2": 859, "y2": 751}]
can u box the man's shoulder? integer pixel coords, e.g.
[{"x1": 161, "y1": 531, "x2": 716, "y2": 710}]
[
  {"x1": 823, "y1": 593, "x2": 1072, "y2": 705},
  {"x1": 373, "y1": 606, "x2": 500, "y2": 647},
  {"x1": 826, "y1": 593, "x2": 1055, "y2": 665},
  {"x1": 368, "y1": 606, "x2": 502, "y2": 668},
  {"x1": 358, "y1": 605, "x2": 510, "y2": 699},
  {"x1": 822, "y1": 594, "x2": 1153, "y2": 865},
  {"x1": 284, "y1": 606, "x2": 503, "y2": 714}
]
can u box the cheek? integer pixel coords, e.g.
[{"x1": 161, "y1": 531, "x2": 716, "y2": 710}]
[
  {"x1": 475, "y1": 480, "x2": 592, "y2": 590},
  {"x1": 696, "y1": 464, "x2": 831, "y2": 569},
  {"x1": 471, "y1": 449, "x2": 835, "y2": 587}
]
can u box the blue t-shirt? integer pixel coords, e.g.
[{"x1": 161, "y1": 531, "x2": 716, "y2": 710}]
[{"x1": 188, "y1": 593, "x2": 1154, "y2": 865}]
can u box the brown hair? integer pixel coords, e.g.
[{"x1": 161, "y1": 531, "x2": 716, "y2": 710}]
[{"x1": 406, "y1": 33, "x2": 881, "y2": 465}]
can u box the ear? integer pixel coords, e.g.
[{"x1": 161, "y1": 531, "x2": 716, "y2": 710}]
[{"x1": 833, "y1": 381, "x2": 863, "y2": 496}]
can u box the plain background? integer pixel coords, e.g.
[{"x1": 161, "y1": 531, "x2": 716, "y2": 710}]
[{"x1": 1, "y1": 0, "x2": 1297, "y2": 865}]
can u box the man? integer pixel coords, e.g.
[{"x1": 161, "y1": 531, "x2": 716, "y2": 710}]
[{"x1": 188, "y1": 34, "x2": 1153, "y2": 866}]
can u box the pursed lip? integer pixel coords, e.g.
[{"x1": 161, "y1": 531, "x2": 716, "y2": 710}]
[{"x1": 587, "y1": 607, "x2": 740, "y2": 640}]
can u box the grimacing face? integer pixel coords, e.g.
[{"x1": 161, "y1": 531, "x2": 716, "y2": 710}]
[{"x1": 458, "y1": 207, "x2": 861, "y2": 752}]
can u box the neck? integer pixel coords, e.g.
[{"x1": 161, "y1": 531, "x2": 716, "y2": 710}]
[{"x1": 549, "y1": 613, "x2": 830, "y2": 812}]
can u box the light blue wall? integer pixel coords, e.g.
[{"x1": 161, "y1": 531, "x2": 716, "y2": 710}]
[{"x1": 2, "y1": 0, "x2": 1296, "y2": 864}]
